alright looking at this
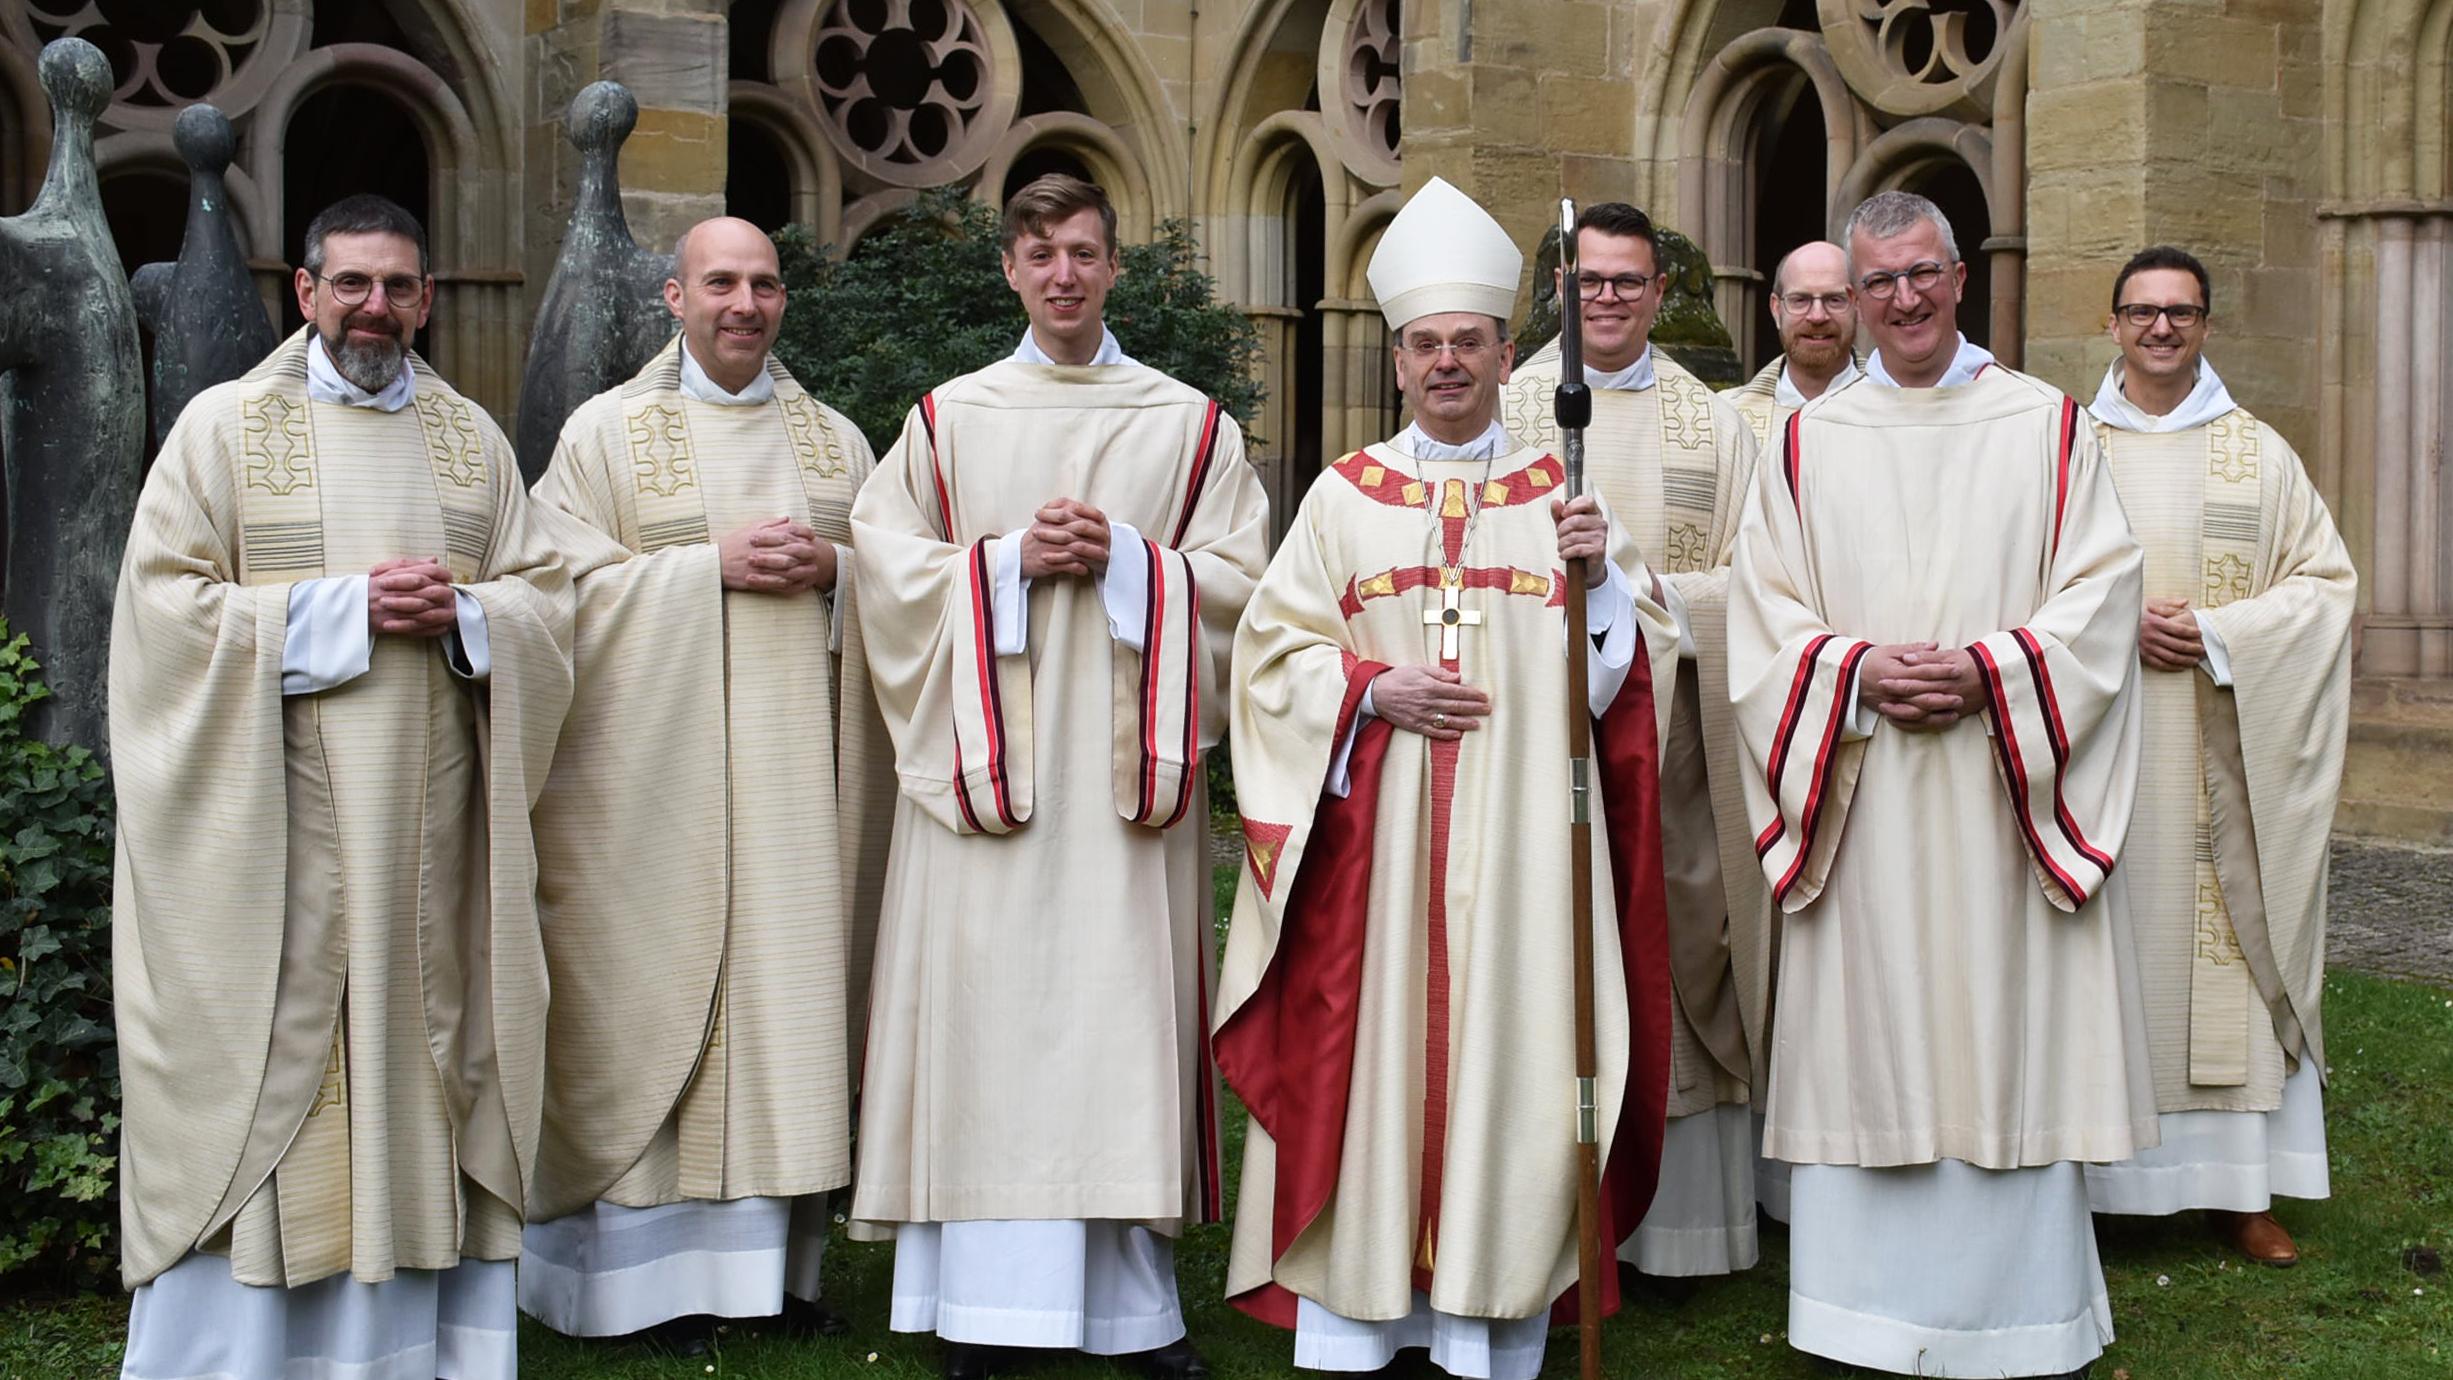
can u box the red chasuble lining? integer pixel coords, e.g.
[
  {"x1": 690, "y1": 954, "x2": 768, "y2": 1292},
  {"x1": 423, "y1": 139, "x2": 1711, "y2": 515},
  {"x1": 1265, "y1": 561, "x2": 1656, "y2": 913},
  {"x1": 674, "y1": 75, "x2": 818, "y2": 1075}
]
[
  {"x1": 1216, "y1": 638, "x2": 1673, "y2": 1329},
  {"x1": 1213, "y1": 657, "x2": 1390, "y2": 1328}
]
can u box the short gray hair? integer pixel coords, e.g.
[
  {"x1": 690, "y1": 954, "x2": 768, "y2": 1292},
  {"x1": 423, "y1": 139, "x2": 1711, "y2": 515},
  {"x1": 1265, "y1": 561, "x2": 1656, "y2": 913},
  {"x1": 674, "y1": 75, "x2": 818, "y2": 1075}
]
[{"x1": 1842, "y1": 191, "x2": 1958, "y2": 274}]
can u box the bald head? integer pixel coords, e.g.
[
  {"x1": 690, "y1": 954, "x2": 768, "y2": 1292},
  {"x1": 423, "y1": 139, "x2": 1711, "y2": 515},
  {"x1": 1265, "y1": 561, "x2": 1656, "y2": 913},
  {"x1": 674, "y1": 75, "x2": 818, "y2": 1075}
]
[
  {"x1": 1772, "y1": 241, "x2": 1848, "y2": 299},
  {"x1": 1768, "y1": 239, "x2": 1856, "y2": 388},
  {"x1": 672, "y1": 216, "x2": 778, "y2": 283},
  {"x1": 664, "y1": 216, "x2": 786, "y2": 393}
]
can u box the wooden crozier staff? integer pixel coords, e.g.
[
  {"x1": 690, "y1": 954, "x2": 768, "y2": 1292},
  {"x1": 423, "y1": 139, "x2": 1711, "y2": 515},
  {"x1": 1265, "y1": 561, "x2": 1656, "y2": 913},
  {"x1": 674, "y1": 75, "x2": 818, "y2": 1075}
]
[{"x1": 1553, "y1": 196, "x2": 1606, "y2": 1380}]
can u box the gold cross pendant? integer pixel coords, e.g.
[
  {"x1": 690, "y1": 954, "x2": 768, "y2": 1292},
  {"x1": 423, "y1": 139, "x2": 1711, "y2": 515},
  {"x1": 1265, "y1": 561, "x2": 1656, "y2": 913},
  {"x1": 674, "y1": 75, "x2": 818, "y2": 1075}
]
[{"x1": 1422, "y1": 580, "x2": 1483, "y2": 659}]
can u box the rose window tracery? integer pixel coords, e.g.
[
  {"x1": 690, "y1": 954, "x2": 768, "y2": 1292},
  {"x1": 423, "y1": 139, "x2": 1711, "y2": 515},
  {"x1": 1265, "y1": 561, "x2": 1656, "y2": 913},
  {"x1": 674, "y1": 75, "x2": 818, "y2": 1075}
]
[
  {"x1": 4, "y1": 0, "x2": 310, "y2": 130},
  {"x1": 1819, "y1": 0, "x2": 2021, "y2": 120},
  {"x1": 808, "y1": 0, "x2": 1012, "y2": 185},
  {"x1": 1317, "y1": 0, "x2": 1400, "y2": 183},
  {"x1": 1346, "y1": 0, "x2": 1399, "y2": 165}
]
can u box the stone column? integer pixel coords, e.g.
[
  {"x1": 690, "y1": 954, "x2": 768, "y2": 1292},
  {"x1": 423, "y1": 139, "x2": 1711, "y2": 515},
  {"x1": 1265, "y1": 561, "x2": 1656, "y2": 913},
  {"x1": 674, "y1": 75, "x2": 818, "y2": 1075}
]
[
  {"x1": 524, "y1": 1, "x2": 728, "y2": 328},
  {"x1": 1396, "y1": 0, "x2": 1647, "y2": 324},
  {"x1": 2023, "y1": 0, "x2": 2323, "y2": 439}
]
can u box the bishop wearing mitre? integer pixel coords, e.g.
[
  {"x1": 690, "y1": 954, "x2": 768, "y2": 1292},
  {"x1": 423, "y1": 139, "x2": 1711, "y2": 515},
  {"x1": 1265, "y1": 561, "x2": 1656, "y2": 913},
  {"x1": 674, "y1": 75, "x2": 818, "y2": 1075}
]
[{"x1": 1214, "y1": 177, "x2": 1680, "y2": 1380}]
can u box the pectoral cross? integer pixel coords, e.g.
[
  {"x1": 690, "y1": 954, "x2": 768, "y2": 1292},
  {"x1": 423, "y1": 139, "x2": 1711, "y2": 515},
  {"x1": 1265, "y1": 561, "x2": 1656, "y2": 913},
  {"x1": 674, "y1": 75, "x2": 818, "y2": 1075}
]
[{"x1": 1422, "y1": 581, "x2": 1483, "y2": 659}]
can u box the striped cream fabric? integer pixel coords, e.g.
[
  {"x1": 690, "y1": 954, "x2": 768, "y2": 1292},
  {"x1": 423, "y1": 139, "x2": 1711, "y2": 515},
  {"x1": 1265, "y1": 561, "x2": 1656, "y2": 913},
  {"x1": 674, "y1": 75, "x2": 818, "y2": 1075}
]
[
  {"x1": 1505, "y1": 345, "x2": 1768, "y2": 1114},
  {"x1": 847, "y1": 358, "x2": 1270, "y2": 1236},
  {"x1": 111, "y1": 330, "x2": 581, "y2": 1288},
  {"x1": 1730, "y1": 368, "x2": 2158, "y2": 1170},
  {"x1": 2096, "y1": 410, "x2": 2353, "y2": 1113},
  {"x1": 1729, "y1": 356, "x2": 1786, "y2": 452},
  {"x1": 527, "y1": 343, "x2": 893, "y2": 1217}
]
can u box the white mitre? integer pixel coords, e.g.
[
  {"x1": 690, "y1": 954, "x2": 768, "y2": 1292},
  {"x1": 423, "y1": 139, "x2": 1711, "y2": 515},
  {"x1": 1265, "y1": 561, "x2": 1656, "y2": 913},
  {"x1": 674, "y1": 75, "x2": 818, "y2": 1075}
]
[{"x1": 1367, "y1": 176, "x2": 1523, "y2": 332}]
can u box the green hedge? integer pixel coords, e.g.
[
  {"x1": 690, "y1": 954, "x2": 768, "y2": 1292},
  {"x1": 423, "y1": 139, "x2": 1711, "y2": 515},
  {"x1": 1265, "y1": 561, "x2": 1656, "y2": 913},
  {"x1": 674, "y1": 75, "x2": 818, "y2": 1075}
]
[{"x1": 0, "y1": 626, "x2": 119, "y2": 1289}]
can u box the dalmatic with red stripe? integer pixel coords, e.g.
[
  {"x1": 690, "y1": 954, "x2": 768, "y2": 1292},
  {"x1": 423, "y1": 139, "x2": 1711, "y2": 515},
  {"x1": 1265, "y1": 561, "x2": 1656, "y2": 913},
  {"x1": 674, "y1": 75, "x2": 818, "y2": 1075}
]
[
  {"x1": 1727, "y1": 366, "x2": 2159, "y2": 1171},
  {"x1": 846, "y1": 359, "x2": 1270, "y2": 1239}
]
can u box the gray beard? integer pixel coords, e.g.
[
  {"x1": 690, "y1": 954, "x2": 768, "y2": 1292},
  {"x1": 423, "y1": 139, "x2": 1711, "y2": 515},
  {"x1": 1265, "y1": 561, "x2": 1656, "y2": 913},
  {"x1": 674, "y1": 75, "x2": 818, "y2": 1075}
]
[{"x1": 322, "y1": 328, "x2": 406, "y2": 395}]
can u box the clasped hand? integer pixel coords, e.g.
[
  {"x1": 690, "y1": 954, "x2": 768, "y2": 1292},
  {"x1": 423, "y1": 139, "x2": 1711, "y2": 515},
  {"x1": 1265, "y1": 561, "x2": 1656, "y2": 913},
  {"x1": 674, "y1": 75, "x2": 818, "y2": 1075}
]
[
  {"x1": 368, "y1": 557, "x2": 457, "y2": 639},
  {"x1": 1021, "y1": 497, "x2": 1111, "y2": 578},
  {"x1": 719, "y1": 517, "x2": 833, "y2": 594},
  {"x1": 2139, "y1": 596, "x2": 2204, "y2": 671},
  {"x1": 1857, "y1": 641, "x2": 1983, "y2": 732}
]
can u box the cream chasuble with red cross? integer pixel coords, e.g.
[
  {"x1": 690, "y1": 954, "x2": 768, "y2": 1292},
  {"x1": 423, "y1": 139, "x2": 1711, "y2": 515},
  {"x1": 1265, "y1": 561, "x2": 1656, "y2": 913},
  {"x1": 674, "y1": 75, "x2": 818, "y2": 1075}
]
[{"x1": 1215, "y1": 440, "x2": 1680, "y2": 1326}]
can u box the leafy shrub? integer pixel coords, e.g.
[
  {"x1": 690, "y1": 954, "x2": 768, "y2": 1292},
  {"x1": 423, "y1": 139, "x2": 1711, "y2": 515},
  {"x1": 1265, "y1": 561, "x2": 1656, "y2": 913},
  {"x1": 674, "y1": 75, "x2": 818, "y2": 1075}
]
[
  {"x1": 0, "y1": 626, "x2": 119, "y2": 1289},
  {"x1": 772, "y1": 186, "x2": 1266, "y2": 452}
]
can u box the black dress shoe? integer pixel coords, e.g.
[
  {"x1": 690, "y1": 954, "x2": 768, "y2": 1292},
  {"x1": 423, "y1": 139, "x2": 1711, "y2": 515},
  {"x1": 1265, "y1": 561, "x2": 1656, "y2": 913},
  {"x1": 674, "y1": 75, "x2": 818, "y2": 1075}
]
[
  {"x1": 1129, "y1": 1337, "x2": 1211, "y2": 1380},
  {"x1": 635, "y1": 1313, "x2": 717, "y2": 1357},
  {"x1": 942, "y1": 1340, "x2": 997, "y2": 1379},
  {"x1": 779, "y1": 1295, "x2": 852, "y2": 1338}
]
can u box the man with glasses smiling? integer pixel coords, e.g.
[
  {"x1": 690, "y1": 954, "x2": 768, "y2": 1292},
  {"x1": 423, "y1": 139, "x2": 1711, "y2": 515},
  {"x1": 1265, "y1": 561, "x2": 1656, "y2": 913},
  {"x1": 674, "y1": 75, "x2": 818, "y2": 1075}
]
[
  {"x1": 1504, "y1": 203, "x2": 1772, "y2": 1289},
  {"x1": 1727, "y1": 189, "x2": 2156, "y2": 1379},
  {"x1": 2079, "y1": 246, "x2": 2354, "y2": 1270},
  {"x1": 1730, "y1": 241, "x2": 1862, "y2": 455},
  {"x1": 111, "y1": 193, "x2": 609, "y2": 1380}
]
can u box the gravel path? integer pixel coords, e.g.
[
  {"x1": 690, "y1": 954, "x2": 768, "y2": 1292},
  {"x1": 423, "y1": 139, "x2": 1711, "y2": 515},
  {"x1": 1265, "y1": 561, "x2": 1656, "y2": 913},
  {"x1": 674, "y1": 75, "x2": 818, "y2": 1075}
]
[{"x1": 2327, "y1": 838, "x2": 2453, "y2": 987}]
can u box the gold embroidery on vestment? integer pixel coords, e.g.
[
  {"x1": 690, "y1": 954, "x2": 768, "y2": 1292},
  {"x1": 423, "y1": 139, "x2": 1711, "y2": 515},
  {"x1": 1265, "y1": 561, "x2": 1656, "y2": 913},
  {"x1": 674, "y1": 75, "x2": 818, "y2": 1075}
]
[
  {"x1": 242, "y1": 395, "x2": 313, "y2": 495},
  {"x1": 628, "y1": 403, "x2": 697, "y2": 497}
]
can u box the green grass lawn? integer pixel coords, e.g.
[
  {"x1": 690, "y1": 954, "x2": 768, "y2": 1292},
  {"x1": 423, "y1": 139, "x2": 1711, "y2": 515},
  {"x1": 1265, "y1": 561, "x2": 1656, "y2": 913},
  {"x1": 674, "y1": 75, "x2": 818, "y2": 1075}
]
[{"x1": 8, "y1": 968, "x2": 2448, "y2": 1379}]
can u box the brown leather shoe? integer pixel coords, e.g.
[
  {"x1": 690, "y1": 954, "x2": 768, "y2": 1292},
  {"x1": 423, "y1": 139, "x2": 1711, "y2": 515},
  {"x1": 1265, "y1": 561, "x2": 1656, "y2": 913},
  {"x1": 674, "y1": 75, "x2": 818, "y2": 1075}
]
[{"x1": 2211, "y1": 1208, "x2": 2300, "y2": 1265}]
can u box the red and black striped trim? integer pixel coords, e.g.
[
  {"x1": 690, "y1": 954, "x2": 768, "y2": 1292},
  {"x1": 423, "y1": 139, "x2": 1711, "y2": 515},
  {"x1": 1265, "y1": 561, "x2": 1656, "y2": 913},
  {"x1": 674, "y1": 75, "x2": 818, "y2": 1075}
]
[
  {"x1": 921, "y1": 393, "x2": 954, "y2": 541},
  {"x1": 1168, "y1": 400, "x2": 1225, "y2": 548},
  {"x1": 2051, "y1": 395, "x2": 2079, "y2": 559},
  {"x1": 965, "y1": 538, "x2": 1021, "y2": 829},
  {"x1": 1773, "y1": 640, "x2": 1871, "y2": 902},
  {"x1": 1756, "y1": 632, "x2": 1835, "y2": 857},
  {"x1": 1970, "y1": 641, "x2": 2088, "y2": 901},
  {"x1": 2010, "y1": 627, "x2": 2116, "y2": 875},
  {"x1": 1135, "y1": 539, "x2": 1167, "y2": 824},
  {"x1": 1781, "y1": 412, "x2": 1804, "y2": 517},
  {"x1": 1160, "y1": 577, "x2": 1203, "y2": 829}
]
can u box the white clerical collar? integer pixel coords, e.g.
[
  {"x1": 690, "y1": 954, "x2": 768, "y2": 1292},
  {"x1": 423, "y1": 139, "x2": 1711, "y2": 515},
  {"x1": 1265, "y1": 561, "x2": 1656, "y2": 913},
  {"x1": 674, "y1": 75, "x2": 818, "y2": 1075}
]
[
  {"x1": 1396, "y1": 417, "x2": 1510, "y2": 461},
  {"x1": 678, "y1": 338, "x2": 775, "y2": 406},
  {"x1": 1866, "y1": 334, "x2": 1996, "y2": 390},
  {"x1": 1013, "y1": 325, "x2": 1138, "y2": 368},
  {"x1": 306, "y1": 333, "x2": 415, "y2": 412},
  {"x1": 1775, "y1": 355, "x2": 1862, "y2": 408},
  {"x1": 2090, "y1": 358, "x2": 2236, "y2": 434},
  {"x1": 1585, "y1": 346, "x2": 1655, "y2": 393}
]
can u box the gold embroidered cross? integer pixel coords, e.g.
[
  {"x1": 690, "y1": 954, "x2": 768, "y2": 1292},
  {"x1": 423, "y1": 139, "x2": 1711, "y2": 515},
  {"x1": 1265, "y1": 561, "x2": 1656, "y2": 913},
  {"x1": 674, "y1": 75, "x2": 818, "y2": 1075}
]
[{"x1": 1422, "y1": 581, "x2": 1483, "y2": 659}]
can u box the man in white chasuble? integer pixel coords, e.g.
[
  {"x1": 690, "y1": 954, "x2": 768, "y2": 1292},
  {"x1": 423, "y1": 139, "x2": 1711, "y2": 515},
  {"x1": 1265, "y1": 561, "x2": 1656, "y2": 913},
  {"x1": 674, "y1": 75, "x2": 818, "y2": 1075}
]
[
  {"x1": 2079, "y1": 245, "x2": 2354, "y2": 1267},
  {"x1": 847, "y1": 174, "x2": 1271, "y2": 1380},
  {"x1": 519, "y1": 217, "x2": 896, "y2": 1350},
  {"x1": 110, "y1": 194, "x2": 624, "y2": 1380},
  {"x1": 1728, "y1": 190, "x2": 2159, "y2": 1379},
  {"x1": 1730, "y1": 240, "x2": 1863, "y2": 455},
  {"x1": 1214, "y1": 175, "x2": 1682, "y2": 1380},
  {"x1": 1503, "y1": 202, "x2": 1769, "y2": 1280}
]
